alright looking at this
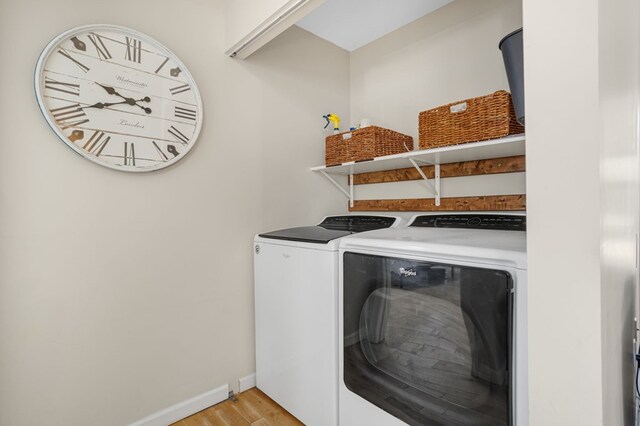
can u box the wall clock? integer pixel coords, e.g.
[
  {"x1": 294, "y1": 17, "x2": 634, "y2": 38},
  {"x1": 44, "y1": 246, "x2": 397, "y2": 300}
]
[{"x1": 34, "y1": 24, "x2": 203, "y2": 172}]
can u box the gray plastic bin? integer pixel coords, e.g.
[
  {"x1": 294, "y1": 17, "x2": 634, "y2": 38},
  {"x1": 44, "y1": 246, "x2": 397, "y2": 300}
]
[{"x1": 499, "y1": 28, "x2": 525, "y2": 125}]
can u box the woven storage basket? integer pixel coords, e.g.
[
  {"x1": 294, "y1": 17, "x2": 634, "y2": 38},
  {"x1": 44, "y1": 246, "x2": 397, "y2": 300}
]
[
  {"x1": 325, "y1": 126, "x2": 413, "y2": 166},
  {"x1": 418, "y1": 91, "x2": 524, "y2": 149}
]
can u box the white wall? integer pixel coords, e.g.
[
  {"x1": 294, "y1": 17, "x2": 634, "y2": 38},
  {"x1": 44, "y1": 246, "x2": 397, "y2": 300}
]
[
  {"x1": 598, "y1": 0, "x2": 639, "y2": 423},
  {"x1": 0, "y1": 1, "x2": 349, "y2": 425},
  {"x1": 524, "y1": 0, "x2": 639, "y2": 424},
  {"x1": 224, "y1": 0, "x2": 292, "y2": 48},
  {"x1": 524, "y1": 0, "x2": 602, "y2": 423},
  {"x1": 349, "y1": 0, "x2": 524, "y2": 202}
]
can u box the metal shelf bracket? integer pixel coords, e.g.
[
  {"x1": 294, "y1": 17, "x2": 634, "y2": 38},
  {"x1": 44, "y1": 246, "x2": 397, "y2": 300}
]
[
  {"x1": 408, "y1": 158, "x2": 441, "y2": 206},
  {"x1": 319, "y1": 170, "x2": 354, "y2": 207}
]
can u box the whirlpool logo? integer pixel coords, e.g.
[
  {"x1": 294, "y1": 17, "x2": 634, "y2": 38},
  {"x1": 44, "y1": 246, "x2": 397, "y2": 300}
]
[{"x1": 399, "y1": 268, "x2": 417, "y2": 277}]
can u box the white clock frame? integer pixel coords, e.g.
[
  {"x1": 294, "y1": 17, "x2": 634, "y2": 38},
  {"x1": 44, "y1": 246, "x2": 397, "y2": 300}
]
[{"x1": 34, "y1": 24, "x2": 204, "y2": 172}]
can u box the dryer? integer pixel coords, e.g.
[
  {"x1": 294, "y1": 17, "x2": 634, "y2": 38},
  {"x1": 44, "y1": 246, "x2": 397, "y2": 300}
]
[
  {"x1": 338, "y1": 214, "x2": 527, "y2": 426},
  {"x1": 254, "y1": 215, "x2": 402, "y2": 426}
]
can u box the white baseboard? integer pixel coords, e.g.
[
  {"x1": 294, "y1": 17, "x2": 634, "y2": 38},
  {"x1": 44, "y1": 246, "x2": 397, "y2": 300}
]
[
  {"x1": 238, "y1": 373, "x2": 256, "y2": 393},
  {"x1": 128, "y1": 383, "x2": 229, "y2": 426}
]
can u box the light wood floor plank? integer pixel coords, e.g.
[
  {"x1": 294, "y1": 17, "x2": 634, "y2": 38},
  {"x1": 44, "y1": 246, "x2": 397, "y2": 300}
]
[
  {"x1": 181, "y1": 415, "x2": 208, "y2": 426},
  {"x1": 203, "y1": 404, "x2": 251, "y2": 426},
  {"x1": 229, "y1": 396, "x2": 263, "y2": 423},
  {"x1": 241, "y1": 389, "x2": 302, "y2": 426},
  {"x1": 171, "y1": 388, "x2": 303, "y2": 426}
]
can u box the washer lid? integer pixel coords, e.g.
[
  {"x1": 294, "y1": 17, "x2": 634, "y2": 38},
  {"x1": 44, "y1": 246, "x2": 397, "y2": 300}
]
[
  {"x1": 258, "y1": 226, "x2": 352, "y2": 244},
  {"x1": 258, "y1": 215, "x2": 400, "y2": 244}
]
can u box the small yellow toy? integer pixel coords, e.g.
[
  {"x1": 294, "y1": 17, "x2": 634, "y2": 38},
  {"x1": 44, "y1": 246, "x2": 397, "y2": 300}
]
[{"x1": 323, "y1": 113, "x2": 341, "y2": 134}]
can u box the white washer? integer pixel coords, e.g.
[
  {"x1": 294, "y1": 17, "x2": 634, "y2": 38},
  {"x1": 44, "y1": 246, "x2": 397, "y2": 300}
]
[
  {"x1": 338, "y1": 214, "x2": 528, "y2": 426},
  {"x1": 254, "y1": 215, "x2": 402, "y2": 426}
]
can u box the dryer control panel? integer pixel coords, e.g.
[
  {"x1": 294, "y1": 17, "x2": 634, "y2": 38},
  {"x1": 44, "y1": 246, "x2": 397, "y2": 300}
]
[{"x1": 410, "y1": 214, "x2": 526, "y2": 231}]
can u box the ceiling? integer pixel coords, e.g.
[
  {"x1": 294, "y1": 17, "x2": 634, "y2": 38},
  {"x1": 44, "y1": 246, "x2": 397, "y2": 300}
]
[{"x1": 296, "y1": 0, "x2": 455, "y2": 52}]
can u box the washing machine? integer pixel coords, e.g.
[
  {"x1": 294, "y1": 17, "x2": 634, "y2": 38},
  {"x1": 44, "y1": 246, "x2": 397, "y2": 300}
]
[
  {"x1": 254, "y1": 214, "x2": 403, "y2": 426},
  {"x1": 338, "y1": 214, "x2": 528, "y2": 426}
]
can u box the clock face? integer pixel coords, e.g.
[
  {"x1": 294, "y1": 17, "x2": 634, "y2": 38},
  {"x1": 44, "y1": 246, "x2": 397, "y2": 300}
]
[{"x1": 35, "y1": 25, "x2": 203, "y2": 172}]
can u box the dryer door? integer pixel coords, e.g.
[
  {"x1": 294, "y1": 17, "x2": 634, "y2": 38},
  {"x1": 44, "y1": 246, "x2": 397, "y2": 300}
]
[{"x1": 343, "y1": 252, "x2": 513, "y2": 426}]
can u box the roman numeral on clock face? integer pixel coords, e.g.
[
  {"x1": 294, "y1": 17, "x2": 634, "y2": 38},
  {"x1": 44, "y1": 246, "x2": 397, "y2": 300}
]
[
  {"x1": 125, "y1": 37, "x2": 142, "y2": 63},
  {"x1": 167, "y1": 125, "x2": 189, "y2": 145},
  {"x1": 58, "y1": 48, "x2": 90, "y2": 73},
  {"x1": 155, "y1": 57, "x2": 169, "y2": 74},
  {"x1": 169, "y1": 83, "x2": 190, "y2": 95},
  {"x1": 88, "y1": 33, "x2": 112, "y2": 60},
  {"x1": 175, "y1": 106, "x2": 196, "y2": 121},
  {"x1": 82, "y1": 130, "x2": 110, "y2": 156},
  {"x1": 50, "y1": 104, "x2": 89, "y2": 130},
  {"x1": 44, "y1": 76, "x2": 80, "y2": 96},
  {"x1": 123, "y1": 142, "x2": 136, "y2": 166},
  {"x1": 152, "y1": 141, "x2": 169, "y2": 161}
]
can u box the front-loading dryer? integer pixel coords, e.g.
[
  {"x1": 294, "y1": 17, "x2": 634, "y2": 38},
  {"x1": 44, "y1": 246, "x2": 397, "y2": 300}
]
[
  {"x1": 254, "y1": 214, "x2": 402, "y2": 426},
  {"x1": 338, "y1": 214, "x2": 527, "y2": 426}
]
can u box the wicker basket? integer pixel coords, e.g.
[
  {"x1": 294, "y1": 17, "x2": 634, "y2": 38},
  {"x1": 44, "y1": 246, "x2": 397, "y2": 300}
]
[
  {"x1": 418, "y1": 91, "x2": 524, "y2": 149},
  {"x1": 325, "y1": 126, "x2": 413, "y2": 166}
]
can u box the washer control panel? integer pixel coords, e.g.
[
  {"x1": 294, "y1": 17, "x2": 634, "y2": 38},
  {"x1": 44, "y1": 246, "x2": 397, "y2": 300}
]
[{"x1": 319, "y1": 215, "x2": 397, "y2": 232}]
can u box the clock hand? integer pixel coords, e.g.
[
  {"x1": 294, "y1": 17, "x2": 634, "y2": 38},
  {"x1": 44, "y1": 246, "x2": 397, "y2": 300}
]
[
  {"x1": 132, "y1": 97, "x2": 152, "y2": 114},
  {"x1": 134, "y1": 104, "x2": 152, "y2": 114},
  {"x1": 82, "y1": 100, "x2": 128, "y2": 109},
  {"x1": 96, "y1": 82, "x2": 124, "y2": 97},
  {"x1": 117, "y1": 96, "x2": 151, "y2": 114},
  {"x1": 82, "y1": 97, "x2": 151, "y2": 113},
  {"x1": 95, "y1": 83, "x2": 152, "y2": 113}
]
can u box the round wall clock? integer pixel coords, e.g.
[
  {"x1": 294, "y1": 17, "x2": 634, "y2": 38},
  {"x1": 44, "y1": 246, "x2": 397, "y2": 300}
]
[{"x1": 34, "y1": 24, "x2": 203, "y2": 172}]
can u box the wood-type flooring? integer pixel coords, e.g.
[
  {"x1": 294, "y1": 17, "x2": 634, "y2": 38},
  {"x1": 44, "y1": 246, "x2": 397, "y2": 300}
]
[{"x1": 171, "y1": 387, "x2": 303, "y2": 426}]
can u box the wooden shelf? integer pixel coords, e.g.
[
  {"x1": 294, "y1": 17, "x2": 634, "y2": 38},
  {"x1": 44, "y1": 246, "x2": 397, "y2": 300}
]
[
  {"x1": 352, "y1": 155, "x2": 525, "y2": 185},
  {"x1": 311, "y1": 134, "x2": 525, "y2": 175},
  {"x1": 311, "y1": 134, "x2": 525, "y2": 209}
]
